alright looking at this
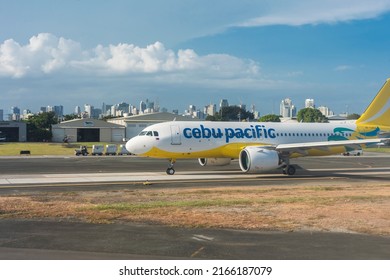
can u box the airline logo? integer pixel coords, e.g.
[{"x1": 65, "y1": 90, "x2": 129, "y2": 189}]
[{"x1": 183, "y1": 124, "x2": 276, "y2": 143}]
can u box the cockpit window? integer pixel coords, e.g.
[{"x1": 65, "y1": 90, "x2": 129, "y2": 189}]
[{"x1": 139, "y1": 131, "x2": 159, "y2": 137}]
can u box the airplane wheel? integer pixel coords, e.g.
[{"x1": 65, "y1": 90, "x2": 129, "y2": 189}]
[
  {"x1": 286, "y1": 165, "x2": 296, "y2": 176},
  {"x1": 166, "y1": 168, "x2": 175, "y2": 175}
]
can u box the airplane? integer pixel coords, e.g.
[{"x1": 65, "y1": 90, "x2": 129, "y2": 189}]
[{"x1": 125, "y1": 79, "x2": 390, "y2": 175}]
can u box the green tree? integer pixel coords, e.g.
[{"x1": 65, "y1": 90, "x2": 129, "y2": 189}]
[
  {"x1": 259, "y1": 114, "x2": 281, "y2": 122},
  {"x1": 63, "y1": 114, "x2": 79, "y2": 121},
  {"x1": 26, "y1": 112, "x2": 58, "y2": 142},
  {"x1": 205, "y1": 115, "x2": 218, "y2": 121},
  {"x1": 346, "y1": 113, "x2": 361, "y2": 120},
  {"x1": 297, "y1": 108, "x2": 327, "y2": 123},
  {"x1": 219, "y1": 106, "x2": 254, "y2": 121}
]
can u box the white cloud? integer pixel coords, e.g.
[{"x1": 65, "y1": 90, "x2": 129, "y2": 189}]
[
  {"x1": 238, "y1": 0, "x2": 390, "y2": 27},
  {"x1": 0, "y1": 33, "x2": 83, "y2": 78},
  {"x1": 0, "y1": 33, "x2": 259, "y2": 83},
  {"x1": 334, "y1": 65, "x2": 353, "y2": 71}
]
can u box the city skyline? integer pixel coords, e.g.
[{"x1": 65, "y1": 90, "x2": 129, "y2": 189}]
[
  {"x1": 2, "y1": 94, "x2": 340, "y2": 122},
  {"x1": 1, "y1": 1, "x2": 390, "y2": 116}
]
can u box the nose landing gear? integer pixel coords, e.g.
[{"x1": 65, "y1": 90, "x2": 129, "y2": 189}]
[{"x1": 166, "y1": 159, "x2": 176, "y2": 175}]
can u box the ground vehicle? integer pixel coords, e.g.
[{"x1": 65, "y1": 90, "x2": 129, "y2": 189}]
[
  {"x1": 342, "y1": 149, "x2": 363, "y2": 156},
  {"x1": 91, "y1": 145, "x2": 104, "y2": 156},
  {"x1": 74, "y1": 145, "x2": 89, "y2": 156},
  {"x1": 105, "y1": 144, "x2": 117, "y2": 155},
  {"x1": 118, "y1": 144, "x2": 130, "y2": 155}
]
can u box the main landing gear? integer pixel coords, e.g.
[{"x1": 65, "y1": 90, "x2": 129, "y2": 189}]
[
  {"x1": 281, "y1": 158, "x2": 296, "y2": 176},
  {"x1": 283, "y1": 165, "x2": 296, "y2": 176},
  {"x1": 166, "y1": 159, "x2": 176, "y2": 175}
]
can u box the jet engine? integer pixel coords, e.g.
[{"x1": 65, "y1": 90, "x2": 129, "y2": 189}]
[
  {"x1": 198, "y1": 158, "x2": 231, "y2": 166},
  {"x1": 239, "y1": 147, "x2": 281, "y2": 173}
]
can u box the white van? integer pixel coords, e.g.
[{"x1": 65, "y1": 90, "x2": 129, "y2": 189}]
[{"x1": 342, "y1": 149, "x2": 363, "y2": 156}]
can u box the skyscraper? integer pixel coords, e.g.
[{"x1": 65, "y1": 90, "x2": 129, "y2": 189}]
[
  {"x1": 280, "y1": 98, "x2": 296, "y2": 118},
  {"x1": 219, "y1": 99, "x2": 229, "y2": 111},
  {"x1": 305, "y1": 98, "x2": 315, "y2": 108},
  {"x1": 139, "y1": 101, "x2": 146, "y2": 113}
]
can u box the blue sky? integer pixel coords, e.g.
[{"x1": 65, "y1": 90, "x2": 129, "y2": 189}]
[{"x1": 1, "y1": 0, "x2": 390, "y2": 116}]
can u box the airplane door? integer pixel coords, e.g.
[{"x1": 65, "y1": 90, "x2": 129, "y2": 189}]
[{"x1": 170, "y1": 125, "x2": 181, "y2": 145}]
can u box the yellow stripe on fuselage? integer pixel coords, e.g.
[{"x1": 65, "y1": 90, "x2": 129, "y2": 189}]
[
  {"x1": 140, "y1": 142, "x2": 352, "y2": 160},
  {"x1": 140, "y1": 142, "x2": 269, "y2": 159}
]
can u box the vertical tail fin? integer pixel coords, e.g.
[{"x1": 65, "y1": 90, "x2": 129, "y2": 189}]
[{"x1": 356, "y1": 79, "x2": 390, "y2": 129}]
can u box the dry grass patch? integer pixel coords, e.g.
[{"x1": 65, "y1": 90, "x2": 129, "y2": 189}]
[{"x1": 1, "y1": 183, "x2": 390, "y2": 235}]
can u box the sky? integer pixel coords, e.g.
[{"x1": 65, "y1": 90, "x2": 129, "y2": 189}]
[{"x1": 1, "y1": 0, "x2": 390, "y2": 116}]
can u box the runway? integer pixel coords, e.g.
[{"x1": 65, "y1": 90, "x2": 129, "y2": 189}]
[
  {"x1": 0, "y1": 153, "x2": 390, "y2": 259},
  {"x1": 1, "y1": 153, "x2": 390, "y2": 189}
]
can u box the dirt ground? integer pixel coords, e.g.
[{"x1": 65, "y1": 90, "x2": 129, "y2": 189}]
[{"x1": 1, "y1": 182, "x2": 390, "y2": 236}]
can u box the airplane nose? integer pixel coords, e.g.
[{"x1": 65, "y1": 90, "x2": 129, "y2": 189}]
[
  {"x1": 125, "y1": 136, "x2": 150, "y2": 155},
  {"x1": 125, "y1": 138, "x2": 138, "y2": 154}
]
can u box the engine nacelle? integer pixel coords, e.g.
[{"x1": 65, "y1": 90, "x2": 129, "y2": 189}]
[
  {"x1": 198, "y1": 158, "x2": 231, "y2": 166},
  {"x1": 239, "y1": 147, "x2": 281, "y2": 173}
]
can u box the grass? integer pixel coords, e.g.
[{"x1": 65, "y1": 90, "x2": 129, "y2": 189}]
[
  {"x1": 1, "y1": 184, "x2": 390, "y2": 234},
  {"x1": 0, "y1": 142, "x2": 117, "y2": 156},
  {"x1": 365, "y1": 147, "x2": 390, "y2": 153},
  {"x1": 94, "y1": 198, "x2": 253, "y2": 212}
]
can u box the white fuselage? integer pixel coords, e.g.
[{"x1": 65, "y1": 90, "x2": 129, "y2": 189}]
[{"x1": 125, "y1": 121, "x2": 361, "y2": 159}]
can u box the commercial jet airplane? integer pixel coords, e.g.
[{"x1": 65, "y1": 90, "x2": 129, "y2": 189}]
[{"x1": 126, "y1": 79, "x2": 390, "y2": 175}]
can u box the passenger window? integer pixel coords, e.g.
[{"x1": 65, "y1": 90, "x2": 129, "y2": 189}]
[{"x1": 153, "y1": 131, "x2": 159, "y2": 136}]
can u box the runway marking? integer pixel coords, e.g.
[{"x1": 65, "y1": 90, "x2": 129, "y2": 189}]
[
  {"x1": 190, "y1": 246, "x2": 205, "y2": 258},
  {"x1": 192, "y1": 235, "x2": 215, "y2": 242},
  {"x1": 0, "y1": 176, "x2": 347, "y2": 190},
  {"x1": 1, "y1": 167, "x2": 389, "y2": 189}
]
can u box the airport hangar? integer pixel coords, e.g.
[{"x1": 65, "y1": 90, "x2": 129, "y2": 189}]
[
  {"x1": 0, "y1": 121, "x2": 27, "y2": 142},
  {"x1": 51, "y1": 118, "x2": 126, "y2": 143},
  {"x1": 107, "y1": 112, "x2": 198, "y2": 140},
  {"x1": 51, "y1": 113, "x2": 197, "y2": 143}
]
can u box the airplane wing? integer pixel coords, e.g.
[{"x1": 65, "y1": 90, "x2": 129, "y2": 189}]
[{"x1": 274, "y1": 138, "x2": 388, "y2": 156}]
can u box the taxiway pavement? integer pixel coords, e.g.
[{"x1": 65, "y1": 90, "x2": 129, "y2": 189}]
[{"x1": 0, "y1": 153, "x2": 389, "y2": 259}]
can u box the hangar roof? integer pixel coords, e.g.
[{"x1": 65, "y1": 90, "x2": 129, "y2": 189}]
[
  {"x1": 52, "y1": 118, "x2": 125, "y2": 128},
  {"x1": 119, "y1": 112, "x2": 198, "y2": 123}
]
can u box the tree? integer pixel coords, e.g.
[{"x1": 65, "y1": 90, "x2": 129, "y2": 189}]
[
  {"x1": 210, "y1": 106, "x2": 254, "y2": 121},
  {"x1": 63, "y1": 114, "x2": 79, "y2": 121},
  {"x1": 346, "y1": 113, "x2": 361, "y2": 120},
  {"x1": 297, "y1": 108, "x2": 327, "y2": 123},
  {"x1": 259, "y1": 114, "x2": 281, "y2": 122},
  {"x1": 25, "y1": 112, "x2": 58, "y2": 142}
]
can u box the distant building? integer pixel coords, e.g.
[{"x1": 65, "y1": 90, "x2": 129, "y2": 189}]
[
  {"x1": 74, "y1": 106, "x2": 81, "y2": 116},
  {"x1": 139, "y1": 101, "x2": 146, "y2": 114},
  {"x1": 219, "y1": 99, "x2": 229, "y2": 111},
  {"x1": 108, "y1": 112, "x2": 198, "y2": 140},
  {"x1": 47, "y1": 105, "x2": 64, "y2": 118},
  {"x1": 84, "y1": 104, "x2": 93, "y2": 118},
  {"x1": 305, "y1": 98, "x2": 315, "y2": 108},
  {"x1": 0, "y1": 109, "x2": 3, "y2": 121},
  {"x1": 0, "y1": 121, "x2": 27, "y2": 142},
  {"x1": 204, "y1": 104, "x2": 216, "y2": 116},
  {"x1": 318, "y1": 106, "x2": 334, "y2": 117},
  {"x1": 280, "y1": 98, "x2": 296, "y2": 118},
  {"x1": 10, "y1": 106, "x2": 20, "y2": 121},
  {"x1": 52, "y1": 118, "x2": 125, "y2": 143}
]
